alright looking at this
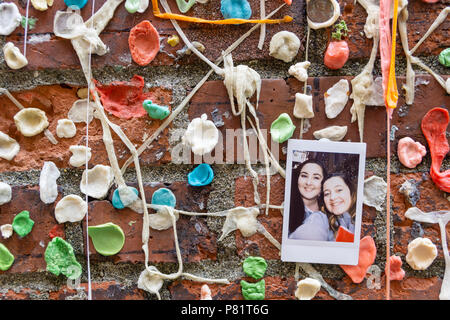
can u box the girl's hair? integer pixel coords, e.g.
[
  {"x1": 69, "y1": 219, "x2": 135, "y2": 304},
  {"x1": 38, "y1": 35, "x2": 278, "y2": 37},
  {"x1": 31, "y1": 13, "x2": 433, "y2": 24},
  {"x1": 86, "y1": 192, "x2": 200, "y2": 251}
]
[
  {"x1": 288, "y1": 159, "x2": 327, "y2": 235},
  {"x1": 322, "y1": 172, "x2": 356, "y2": 235}
]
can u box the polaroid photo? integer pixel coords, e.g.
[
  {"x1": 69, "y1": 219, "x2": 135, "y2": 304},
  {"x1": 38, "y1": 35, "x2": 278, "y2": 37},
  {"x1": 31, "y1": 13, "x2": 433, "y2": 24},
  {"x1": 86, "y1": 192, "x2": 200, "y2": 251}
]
[{"x1": 281, "y1": 139, "x2": 366, "y2": 265}]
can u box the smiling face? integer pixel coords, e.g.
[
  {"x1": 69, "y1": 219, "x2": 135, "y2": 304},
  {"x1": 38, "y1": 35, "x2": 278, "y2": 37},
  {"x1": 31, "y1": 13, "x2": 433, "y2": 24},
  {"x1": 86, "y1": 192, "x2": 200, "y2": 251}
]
[
  {"x1": 323, "y1": 176, "x2": 352, "y2": 216},
  {"x1": 297, "y1": 162, "x2": 324, "y2": 201}
]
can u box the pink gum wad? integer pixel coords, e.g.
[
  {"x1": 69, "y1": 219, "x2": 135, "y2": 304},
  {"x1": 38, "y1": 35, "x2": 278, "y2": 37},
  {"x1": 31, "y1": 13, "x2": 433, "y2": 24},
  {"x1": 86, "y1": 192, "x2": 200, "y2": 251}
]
[
  {"x1": 421, "y1": 107, "x2": 450, "y2": 192},
  {"x1": 397, "y1": 137, "x2": 427, "y2": 168},
  {"x1": 385, "y1": 255, "x2": 405, "y2": 281},
  {"x1": 340, "y1": 236, "x2": 377, "y2": 283}
]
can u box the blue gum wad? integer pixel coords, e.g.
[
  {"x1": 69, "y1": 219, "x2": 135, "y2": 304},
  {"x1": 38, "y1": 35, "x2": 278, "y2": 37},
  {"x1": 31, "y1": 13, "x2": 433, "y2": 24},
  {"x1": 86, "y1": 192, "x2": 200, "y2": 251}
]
[
  {"x1": 0, "y1": 244, "x2": 14, "y2": 271},
  {"x1": 112, "y1": 186, "x2": 139, "y2": 209},
  {"x1": 143, "y1": 100, "x2": 170, "y2": 120},
  {"x1": 64, "y1": 0, "x2": 88, "y2": 9},
  {"x1": 45, "y1": 237, "x2": 82, "y2": 280},
  {"x1": 243, "y1": 256, "x2": 267, "y2": 279},
  {"x1": 151, "y1": 188, "x2": 176, "y2": 208},
  {"x1": 187, "y1": 163, "x2": 214, "y2": 186},
  {"x1": 220, "y1": 0, "x2": 252, "y2": 20},
  {"x1": 240, "y1": 279, "x2": 265, "y2": 300},
  {"x1": 12, "y1": 210, "x2": 34, "y2": 238}
]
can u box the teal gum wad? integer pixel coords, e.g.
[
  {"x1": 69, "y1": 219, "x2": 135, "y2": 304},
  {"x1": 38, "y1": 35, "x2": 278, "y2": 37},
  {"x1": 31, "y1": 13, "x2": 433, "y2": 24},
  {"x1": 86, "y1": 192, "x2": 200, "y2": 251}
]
[
  {"x1": 112, "y1": 186, "x2": 139, "y2": 209},
  {"x1": 45, "y1": 237, "x2": 82, "y2": 280},
  {"x1": 151, "y1": 188, "x2": 176, "y2": 208},
  {"x1": 64, "y1": 0, "x2": 88, "y2": 9},
  {"x1": 243, "y1": 256, "x2": 267, "y2": 279},
  {"x1": 143, "y1": 100, "x2": 171, "y2": 120},
  {"x1": 187, "y1": 164, "x2": 214, "y2": 186},
  {"x1": 220, "y1": 0, "x2": 252, "y2": 20},
  {"x1": 12, "y1": 210, "x2": 34, "y2": 237},
  {"x1": 439, "y1": 48, "x2": 450, "y2": 67},
  {"x1": 240, "y1": 279, "x2": 265, "y2": 300}
]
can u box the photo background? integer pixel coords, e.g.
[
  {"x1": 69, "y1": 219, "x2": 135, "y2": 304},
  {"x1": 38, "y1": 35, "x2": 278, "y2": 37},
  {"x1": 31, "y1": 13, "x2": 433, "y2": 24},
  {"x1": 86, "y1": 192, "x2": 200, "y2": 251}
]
[{"x1": 288, "y1": 151, "x2": 360, "y2": 237}]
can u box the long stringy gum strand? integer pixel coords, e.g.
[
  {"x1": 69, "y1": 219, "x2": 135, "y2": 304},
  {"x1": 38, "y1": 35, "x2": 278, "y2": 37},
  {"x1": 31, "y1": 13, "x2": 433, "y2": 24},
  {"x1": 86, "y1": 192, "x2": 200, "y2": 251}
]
[
  {"x1": 151, "y1": 0, "x2": 291, "y2": 25},
  {"x1": 385, "y1": 0, "x2": 401, "y2": 300},
  {"x1": 299, "y1": 25, "x2": 310, "y2": 139},
  {"x1": 120, "y1": 3, "x2": 287, "y2": 174}
]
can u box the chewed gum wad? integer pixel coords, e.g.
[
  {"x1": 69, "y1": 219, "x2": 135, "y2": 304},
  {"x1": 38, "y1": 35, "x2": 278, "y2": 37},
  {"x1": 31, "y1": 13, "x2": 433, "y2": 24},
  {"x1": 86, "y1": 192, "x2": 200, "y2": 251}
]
[{"x1": 397, "y1": 137, "x2": 426, "y2": 168}]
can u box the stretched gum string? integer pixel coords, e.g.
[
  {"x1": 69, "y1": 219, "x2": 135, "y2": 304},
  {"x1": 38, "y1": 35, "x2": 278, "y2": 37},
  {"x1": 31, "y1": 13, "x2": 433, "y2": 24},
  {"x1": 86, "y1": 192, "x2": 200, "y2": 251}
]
[
  {"x1": 385, "y1": 0, "x2": 399, "y2": 111},
  {"x1": 151, "y1": 0, "x2": 292, "y2": 24},
  {"x1": 385, "y1": 0, "x2": 400, "y2": 301}
]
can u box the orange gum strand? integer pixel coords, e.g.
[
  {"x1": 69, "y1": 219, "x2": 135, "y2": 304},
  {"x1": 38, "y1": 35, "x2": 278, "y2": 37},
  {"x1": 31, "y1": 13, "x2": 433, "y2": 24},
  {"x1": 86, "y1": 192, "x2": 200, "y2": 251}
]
[
  {"x1": 151, "y1": 0, "x2": 292, "y2": 24},
  {"x1": 385, "y1": 0, "x2": 399, "y2": 110}
]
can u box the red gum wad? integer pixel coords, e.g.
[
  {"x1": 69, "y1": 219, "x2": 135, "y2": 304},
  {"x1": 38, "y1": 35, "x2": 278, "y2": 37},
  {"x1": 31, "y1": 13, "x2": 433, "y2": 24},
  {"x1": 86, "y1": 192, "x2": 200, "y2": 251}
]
[
  {"x1": 340, "y1": 236, "x2": 376, "y2": 283},
  {"x1": 129, "y1": 20, "x2": 160, "y2": 66},
  {"x1": 421, "y1": 107, "x2": 450, "y2": 192},
  {"x1": 94, "y1": 75, "x2": 152, "y2": 119},
  {"x1": 324, "y1": 40, "x2": 349, "y2": 70}
]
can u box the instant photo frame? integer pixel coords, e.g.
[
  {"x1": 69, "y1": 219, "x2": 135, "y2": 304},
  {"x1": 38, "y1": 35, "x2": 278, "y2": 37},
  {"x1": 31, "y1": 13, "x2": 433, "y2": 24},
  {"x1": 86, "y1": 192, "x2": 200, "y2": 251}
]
[{"x1": 281, "y1": 139, "x2": 366, "y2": 265}]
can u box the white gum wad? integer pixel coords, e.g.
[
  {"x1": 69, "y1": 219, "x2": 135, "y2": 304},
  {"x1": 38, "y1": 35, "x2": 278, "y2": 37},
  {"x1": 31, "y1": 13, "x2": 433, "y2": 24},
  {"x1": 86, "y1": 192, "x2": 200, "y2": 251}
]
[
  {"x1": 3, "y1": 42, "x2": 28, "y2": 70},
  {"x1": 14, "y1": 108, "x2": 49, "y2": 137},
  {"x1": 182, "y1": 114, "x2": 219, "y2": 156},
  {"x1": 406, "y1": 237, "x2": 438, "y2": 271},
  {"x1": 69, "y1": 145, "x2": 92, "y2": 167},
  {"x1": 0, "y1": 131, "x2": 20, "y2": 161},
  {"x1": 293, "y1": 93, "x2": 314, "y2": 119},
  {"x1": 325, "y1": 79, "x2": 349, "y2": 119},
  {"x1": 54, "y1": 194, "x2": 88, "y2": 223},
  {"x1": 80, "y1": 164, "x2": 114, "y2": 199}
]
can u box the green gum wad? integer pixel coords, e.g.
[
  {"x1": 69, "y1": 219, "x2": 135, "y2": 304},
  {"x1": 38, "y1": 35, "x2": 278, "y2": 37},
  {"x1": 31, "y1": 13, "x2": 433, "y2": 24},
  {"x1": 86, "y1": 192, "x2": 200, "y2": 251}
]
[
  {"x1": 270, "y1": 113, "x2": 296, "y2": 143},
  {"x1": 439, "y1": 48, "x2": 450, "y2": 67},
  {"x1": 243, "y1": 256, "x2": 267, "y2": 279},
  {"x1": 125, "y1": 0, "x2": 140, "y2": 13},
  {"x1": 88, "y1": 222, "x2": 125, "y2": 256},
  {"x1": 143, "y1": 100, "x2": 170, "y2": 120},
  {"x1": 12, "y1": 210, "x2": 35, "y2": 237},
  {"x1": 240, "y1": 279, "x2": 265, "y2": 300},
  {"x1": 45, "y1": 237, "x2": 82, "y2": 280},
  {"x1": 0, "y1": 243, "x2": 14, "y2": 271}
]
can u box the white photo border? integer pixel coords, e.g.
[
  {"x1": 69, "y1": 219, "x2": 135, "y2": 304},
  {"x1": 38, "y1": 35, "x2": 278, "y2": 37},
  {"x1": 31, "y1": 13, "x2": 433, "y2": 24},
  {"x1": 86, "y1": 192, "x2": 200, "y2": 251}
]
[{"x1": 281, "y1": 139, "x2": 367, "y2": 265}]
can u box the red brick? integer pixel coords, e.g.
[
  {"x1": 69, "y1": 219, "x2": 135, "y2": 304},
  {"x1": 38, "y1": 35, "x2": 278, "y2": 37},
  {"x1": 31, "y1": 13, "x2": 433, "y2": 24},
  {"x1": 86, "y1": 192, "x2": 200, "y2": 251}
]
[
  {"x1": 189, "y1": 75, "x2": 449, "y2": 161},
  {"x1": 234, "y1": 175, "x2": 284, "y2": 260},
  {"x1": 48, "y1": 281, "x2": 146, "y2": 300},
  {"x1": 169, "y1": 276, "x2": 297, "y2": 300},
  {"x1": 0, "y1": 288, "x2": 42, "y2": 300},
  {"x1": 0, "y1": 185, "x2": 62, "y2": 274},
  {"x1": 0, "y1": 84, "x2": 172, "y2": 172},
  {"x1": 391, "y1": 172, "x2": 449, "y2": 227},
  {"x1": 83, "y1": 182, "x2": 216, "y2": 263}
]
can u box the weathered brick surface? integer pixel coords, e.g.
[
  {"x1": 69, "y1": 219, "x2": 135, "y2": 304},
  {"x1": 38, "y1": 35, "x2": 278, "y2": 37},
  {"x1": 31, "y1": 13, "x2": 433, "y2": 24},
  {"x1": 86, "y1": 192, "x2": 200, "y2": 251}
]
[
  {"x1": 0, "y1": 185, "x2": 62, "y2": 274},
  {"x1": 6, "y1": 0, "x2": 303, "y2": 70},
  {"x1": 0, "y1": 84, "x2": 171, "y2": 172},
  {"x1": 48, "y1": 281, "x2": 146, "y2": 300},
  {"x1": 82, "y1": 182, "x2": 216, "y2": 263},
  {"x1": 169, "y1": 276, "x2": 297, "y2": 300},
  {"x1": 189, "y1": 75, "x2": 449, "y2": 160}
]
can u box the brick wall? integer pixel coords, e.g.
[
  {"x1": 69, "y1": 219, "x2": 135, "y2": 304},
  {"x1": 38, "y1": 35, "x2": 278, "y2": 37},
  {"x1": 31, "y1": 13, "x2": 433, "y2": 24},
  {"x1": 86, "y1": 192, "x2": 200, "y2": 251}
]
[{"x1": 0, "y1": 0, "x2": 448, "y2": 300}]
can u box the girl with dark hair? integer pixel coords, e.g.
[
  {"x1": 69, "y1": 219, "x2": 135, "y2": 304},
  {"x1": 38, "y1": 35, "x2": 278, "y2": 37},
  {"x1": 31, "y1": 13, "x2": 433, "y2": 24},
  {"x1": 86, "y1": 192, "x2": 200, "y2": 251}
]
[
  {"x1": 322, "y1": 172, "x2": 357, "y2": 241},
  {"x1": 288, "y1": 159, "x2": 331, "y2": 241}
]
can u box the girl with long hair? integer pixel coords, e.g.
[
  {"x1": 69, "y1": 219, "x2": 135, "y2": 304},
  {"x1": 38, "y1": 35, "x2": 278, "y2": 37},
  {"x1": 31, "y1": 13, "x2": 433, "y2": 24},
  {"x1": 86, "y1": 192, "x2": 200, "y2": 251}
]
[
  {"x1": 288, "y1": 159, "x2": 330, "y2": 241},
  {"x1": 322, "y1": 172, "x2": 357, "y2": 241}
]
